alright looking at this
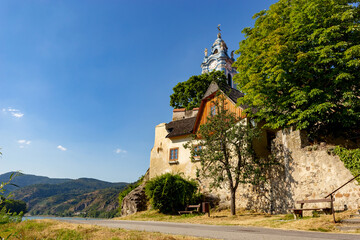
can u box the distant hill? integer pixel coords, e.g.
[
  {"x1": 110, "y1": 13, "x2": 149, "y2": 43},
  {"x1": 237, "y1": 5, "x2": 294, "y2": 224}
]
[
  {"x1": 0, "y1": 172, "x2": 128, "y2": 218},
  {"x1": 0, "y1": 172, "x2": 71, "y2": 195}
]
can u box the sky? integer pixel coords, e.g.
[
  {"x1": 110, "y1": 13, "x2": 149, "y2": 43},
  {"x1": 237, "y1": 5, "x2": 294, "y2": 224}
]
[{"x1": 0, "y1": 0, "x2": 278, "y2": 183}]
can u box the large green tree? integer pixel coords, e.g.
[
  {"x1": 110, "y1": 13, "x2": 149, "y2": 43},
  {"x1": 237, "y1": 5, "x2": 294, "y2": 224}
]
[
  {"x1": 185, "y1": 96, "x2": 269, "y2": 215},
  {"x1": 170, "y1": 71, "x2": 228, "y2": 110},
  {"x1": 234, "y1": 0, "x2": 360, "y2": 137}
]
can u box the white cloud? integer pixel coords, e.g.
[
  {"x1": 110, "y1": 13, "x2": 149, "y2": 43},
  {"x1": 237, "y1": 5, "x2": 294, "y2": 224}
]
[
  {"x1": 18, "y1": 140, "x2": 31, "y2": 145},
  {"x1": 57, "y1": 145, "x2": 67, "y2": 151},
  {"x1": 17, "y1": 139, "x2": 31, "y2": 148},
  {"x1": 12, "y1": 112, "x2": 24, "y2": 118},
  {"x1": 115, "y1": 148, "x2": 127, "y2": 154},
  {"x1": 3, "y1": 107, "x2": 24, "y2": 118}
]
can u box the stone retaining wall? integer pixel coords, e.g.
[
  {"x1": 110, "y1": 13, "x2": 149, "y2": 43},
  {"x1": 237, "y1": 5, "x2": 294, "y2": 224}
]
[{"x1": 202, "y1": 128, "x2": 360, "y2": 213}]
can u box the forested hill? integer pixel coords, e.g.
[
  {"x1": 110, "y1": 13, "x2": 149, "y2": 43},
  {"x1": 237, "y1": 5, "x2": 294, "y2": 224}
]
[
  {"x1": 0, "y1": 172, "x2": 128, "y2": 218},
  {"x1": 0, "y1": 172, "x2": 71, "y2": 195}
]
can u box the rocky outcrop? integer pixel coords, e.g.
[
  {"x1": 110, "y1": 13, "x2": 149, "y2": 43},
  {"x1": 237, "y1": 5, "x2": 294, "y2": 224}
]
[{"x1": 121, "y1": 183, "x2": 148, "y2": 216}]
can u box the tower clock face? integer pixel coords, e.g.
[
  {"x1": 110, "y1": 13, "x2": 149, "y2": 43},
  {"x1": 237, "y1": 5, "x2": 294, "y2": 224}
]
[{"x1": 209, "y1": 60, "x2": 217, "y2": 70}]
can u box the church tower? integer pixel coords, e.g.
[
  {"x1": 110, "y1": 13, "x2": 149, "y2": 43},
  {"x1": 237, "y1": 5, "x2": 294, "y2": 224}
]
[{"x1": 201, "y1": 29, "x2": 237, "y2": 88}]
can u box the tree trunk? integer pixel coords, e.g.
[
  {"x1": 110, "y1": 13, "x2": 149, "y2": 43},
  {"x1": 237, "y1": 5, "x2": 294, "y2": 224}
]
[{"x1": 230, "y1": 188, "x2": 236, "y2": 215}]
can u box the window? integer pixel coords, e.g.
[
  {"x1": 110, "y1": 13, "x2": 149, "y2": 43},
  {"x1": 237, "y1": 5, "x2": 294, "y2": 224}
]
[
  {"x1": 210, "y1": 105, "x2": 216, "y2": 116},
  {"x1": 169, "y1": 148, "x2": 179, "y2": 161},
  {"x1": 194, "y1": 145, "x2": 202, "y2": 158},
  {"x1": 227, "y1": 74, "x2": 232, "y2": 87}
]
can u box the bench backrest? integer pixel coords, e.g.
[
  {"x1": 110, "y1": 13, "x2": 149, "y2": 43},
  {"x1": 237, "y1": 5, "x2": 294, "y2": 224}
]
[
  {"x1": 187, "y1": 204, "x2": 201, "y2": 208},
  {"x1": 296, "y1": 198, "x2": 334, "y2": 204}
]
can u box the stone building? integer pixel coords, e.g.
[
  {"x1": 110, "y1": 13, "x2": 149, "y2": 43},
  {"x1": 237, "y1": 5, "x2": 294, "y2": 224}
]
[{"x1": 149, "y1": 31, "x2": 360, "y2": 213}]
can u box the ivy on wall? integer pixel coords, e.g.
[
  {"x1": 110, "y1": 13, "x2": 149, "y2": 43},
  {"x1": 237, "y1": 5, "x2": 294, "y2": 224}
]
[{"x1": 333, "y1": 146, "x2": 360, "y2": 182}]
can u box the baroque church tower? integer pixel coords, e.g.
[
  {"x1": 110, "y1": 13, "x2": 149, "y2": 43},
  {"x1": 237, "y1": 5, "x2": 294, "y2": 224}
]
[{"x1": 201, "y1": 29, "x2": 237, "y2": 88}]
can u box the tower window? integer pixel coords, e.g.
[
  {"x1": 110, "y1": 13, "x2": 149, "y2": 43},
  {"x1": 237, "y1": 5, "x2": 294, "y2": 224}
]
[
  {"x1": 227, "y1": 74, "x2": 232, "y2": 87},
  {"x1": 213, "y1": 49, "x2": 218, "y2": 54}
]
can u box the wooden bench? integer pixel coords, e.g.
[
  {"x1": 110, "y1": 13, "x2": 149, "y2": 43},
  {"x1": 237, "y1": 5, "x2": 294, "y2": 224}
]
[
  {"x1": 291, "y1": 198, "x2": 335, "y2": 219},
  {"x1": 178, "y1": 204, "x2": 201, "y2": 215}
]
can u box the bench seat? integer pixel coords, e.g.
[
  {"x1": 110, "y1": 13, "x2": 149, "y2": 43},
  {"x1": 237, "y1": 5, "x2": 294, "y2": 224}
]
[
  {"x1": 290, "y1": 198, "x2": 334, "y2": 219},
  {"x1": 178, "y1": 204, "x2": 201, "y2": 215}
]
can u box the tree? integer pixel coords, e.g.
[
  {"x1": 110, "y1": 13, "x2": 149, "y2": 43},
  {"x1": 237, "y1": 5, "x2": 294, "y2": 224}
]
[
  {"x1": 170, "y1": 71, "x2": 228, "y2": 110},
  {"x1": 233, "y1": 0, "x2": 360, "y2": 137},
  {"x1": 185, "y1": 95, "x2": 268, "y2": 215}
]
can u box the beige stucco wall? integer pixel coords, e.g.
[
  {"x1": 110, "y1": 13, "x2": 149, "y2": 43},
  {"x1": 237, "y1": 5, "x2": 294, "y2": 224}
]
[{"x1": 149, "y1": 123, "x2": 200, "y2": 180}]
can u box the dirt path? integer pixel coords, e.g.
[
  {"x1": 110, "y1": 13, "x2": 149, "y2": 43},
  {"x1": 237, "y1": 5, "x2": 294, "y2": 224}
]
[{"x1": 60, "y1": 219, "x2": 359, "y2": 240}]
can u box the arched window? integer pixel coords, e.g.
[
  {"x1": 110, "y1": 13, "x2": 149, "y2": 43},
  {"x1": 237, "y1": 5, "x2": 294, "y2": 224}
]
[
  {"x1": 227, "y1": 74, "x2": 232, "y2": 87},
  {"x1": 213, "y1": 49, "x2": 218, "y2": 54}
]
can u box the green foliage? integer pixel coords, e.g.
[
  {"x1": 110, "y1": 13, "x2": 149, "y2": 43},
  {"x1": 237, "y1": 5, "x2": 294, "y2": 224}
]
[
  {"x1": 0, "y1": 171, "x2": 24, "y2": 224},
  {"x1": 185, "y1": 95, "x2": 275, "y2": 215},
  {"x1": 170, "y1": 71, "x2": 228, "y2": 110},
  {"x1": 118, "y1": 175, "x2": 144, "y2": 210},
  {"x1": 333, "y1": 146, "x2": 360, "y2": 181},
  {"x1": 0, "y1": 200, "x2": 27, "y2": 215},
  {"x1": 0, "y1": 207, "x2": 23, "y2": 224},
  {"x1": 234, "y1": 0, "x2": 360, "y2": 137},
  {"x1": 145, "y1": 173, "x2": 198, "y2": 214}
]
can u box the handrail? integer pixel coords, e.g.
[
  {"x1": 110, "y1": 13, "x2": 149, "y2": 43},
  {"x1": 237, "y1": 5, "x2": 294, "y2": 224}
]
[{"x1": 325, "y1": 173, "x2": 360, "y2": 199}]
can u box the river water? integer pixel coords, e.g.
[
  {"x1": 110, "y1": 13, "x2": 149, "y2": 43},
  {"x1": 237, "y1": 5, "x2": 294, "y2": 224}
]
[{"x1": 23, "y1": 216, "x2": 103, "y2": 221}]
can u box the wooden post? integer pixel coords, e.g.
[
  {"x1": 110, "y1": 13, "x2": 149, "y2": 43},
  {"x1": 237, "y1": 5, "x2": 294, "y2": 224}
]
[{"x1": 330, "y1": 194, "x2": 336, "y2": 223}]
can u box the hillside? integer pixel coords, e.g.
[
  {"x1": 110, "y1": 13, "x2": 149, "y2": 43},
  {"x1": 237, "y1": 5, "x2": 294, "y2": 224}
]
[
  {"x1": 0, "y1": 172, "x2": 128, "y2": 218},
  {"x1": 0, "y1": 172, "x2": 71, "y2": 195}
]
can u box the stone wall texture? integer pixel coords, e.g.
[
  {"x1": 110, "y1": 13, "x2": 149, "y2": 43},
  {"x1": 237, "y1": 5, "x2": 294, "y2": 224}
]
[
  {"x1": 149, "y1": 126, "x2": 360, "y2": 213},
  {"x1": 232, "y1": 128, "x2": 360, "y2": 213}
]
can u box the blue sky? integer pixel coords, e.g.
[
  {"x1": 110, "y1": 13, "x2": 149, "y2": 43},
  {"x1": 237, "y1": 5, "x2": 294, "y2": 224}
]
[{"x1": 0, "y1": 0, "x2": 277, "y2": 183}]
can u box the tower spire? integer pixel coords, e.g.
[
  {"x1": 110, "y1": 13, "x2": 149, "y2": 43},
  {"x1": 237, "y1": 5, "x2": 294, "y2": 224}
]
[{"x1": 217, "y1": 24, "x2": 221, "y2": 38}]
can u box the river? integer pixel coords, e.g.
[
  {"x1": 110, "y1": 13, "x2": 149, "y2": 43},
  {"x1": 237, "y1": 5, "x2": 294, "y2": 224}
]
[{"x1": 23, "y1": 216, "x2": 104, "y2": 221}]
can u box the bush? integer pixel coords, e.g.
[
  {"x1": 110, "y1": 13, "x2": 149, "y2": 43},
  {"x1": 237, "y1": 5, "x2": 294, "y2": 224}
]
[
  {"x1": 0, "y1": 199, "x2": 27, "y2": 215},
  {"x1": 0, "y1": 207, "x2": 23, "y2": 224},
  {"x1": 145, "y1": 173, "x2": 199, "y2": 214},
  {"x1": 333, "y1": 146, "x2": 360, "y2": 181}
]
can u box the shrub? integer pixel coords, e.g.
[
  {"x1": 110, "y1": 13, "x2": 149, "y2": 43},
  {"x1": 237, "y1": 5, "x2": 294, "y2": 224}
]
[
  {"x1": 333, "y1": 146, "x2": 360, "y2": 181},
  {"x1": 0, "y1": 199, "x2": 27, "y2": 215},
  {"x1": 0, "y1": 207, "x2": 23, "y2": 224},
  {"x1": 145, "y1": 173, "x2": 198, "y2": 214}
]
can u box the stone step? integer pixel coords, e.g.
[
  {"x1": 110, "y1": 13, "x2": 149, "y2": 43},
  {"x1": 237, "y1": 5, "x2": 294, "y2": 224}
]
[
  {"x1": 341, "y1": 218, "x2": 360, "y2": 224},
  {"x1": 337, "y1": 225, "x2": 360, "y2": 231}
]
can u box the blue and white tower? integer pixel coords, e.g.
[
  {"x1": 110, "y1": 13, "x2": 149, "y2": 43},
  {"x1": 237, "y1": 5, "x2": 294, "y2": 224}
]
[{"x1": 201, "y1": 30, "x2": 237, "y2": 88}]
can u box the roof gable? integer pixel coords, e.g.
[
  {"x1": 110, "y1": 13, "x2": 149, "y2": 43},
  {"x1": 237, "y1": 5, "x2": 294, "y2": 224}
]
[{"x1": 193, "y1": 82, "x2": 245, "y2": 132}]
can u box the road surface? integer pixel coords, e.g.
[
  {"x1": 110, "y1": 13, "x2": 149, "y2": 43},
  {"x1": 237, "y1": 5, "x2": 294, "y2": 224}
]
[{"x1": 60, "y1": 219, "x2": 360, "y2": 240}]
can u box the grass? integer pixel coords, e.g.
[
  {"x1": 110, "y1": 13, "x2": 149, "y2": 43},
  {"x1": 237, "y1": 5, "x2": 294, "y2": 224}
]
[
  {"x1": 117, "y1": 209, "x2": 360, "y2": 233},
  {"x1": 0, "y1": 219, "x2": 212, "y2": 240}
]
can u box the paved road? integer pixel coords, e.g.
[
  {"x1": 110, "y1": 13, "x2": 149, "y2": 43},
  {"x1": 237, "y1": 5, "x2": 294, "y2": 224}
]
[{"x1": 60, "y1": 219, "x2": 360, "y2": 240}]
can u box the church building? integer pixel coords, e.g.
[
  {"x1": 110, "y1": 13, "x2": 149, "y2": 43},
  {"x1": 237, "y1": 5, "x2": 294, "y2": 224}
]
[{"x1": 149, "y1": 31, "x2": 245, "y2": 180}]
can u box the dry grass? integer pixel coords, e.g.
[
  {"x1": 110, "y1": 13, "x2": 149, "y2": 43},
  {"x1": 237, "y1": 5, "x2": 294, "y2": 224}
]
[
  {"x1": 0, "y1": 219, "x2": 211, "y2": 240},
  {"x1": 117, "y1": 209, "x2": 360, "y2": 233}
]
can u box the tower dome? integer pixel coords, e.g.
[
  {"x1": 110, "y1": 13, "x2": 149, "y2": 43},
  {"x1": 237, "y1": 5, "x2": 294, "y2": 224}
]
[{"x1": 201, "y1": 30, "x2": 237, "y2": 88}]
